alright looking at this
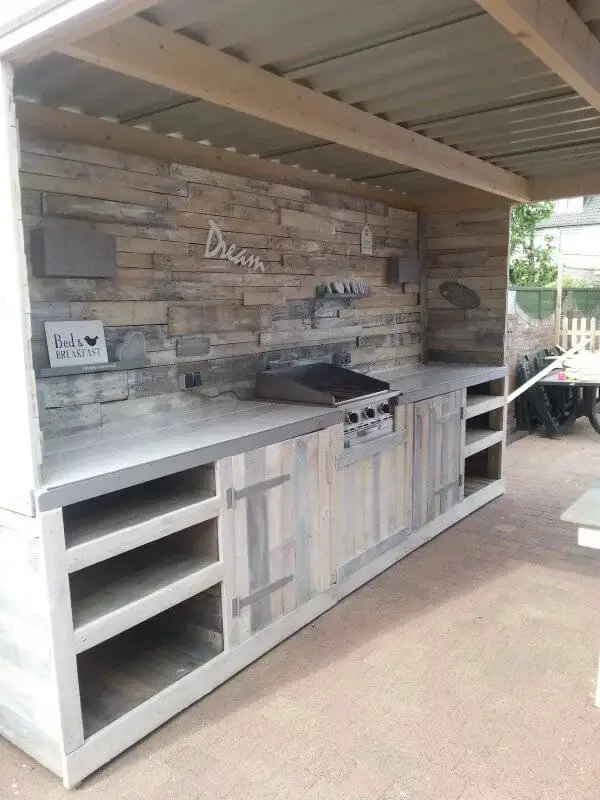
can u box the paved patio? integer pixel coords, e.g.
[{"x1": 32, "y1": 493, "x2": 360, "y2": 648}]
[{"x1": 3, "y1": 422, "x2": 600, "y2": 800}]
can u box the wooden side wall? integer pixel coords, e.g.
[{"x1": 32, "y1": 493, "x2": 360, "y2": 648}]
[
  {"x1": 0, "y1": 510, "x2": 63, "y2": 775},
  {"x1": 20, "y1": 137, "x2": 422, "y2": 440},
  {"x1": 0, "y1": 66, "x2": 40, "y2": 514},
  {"x1": 424, "y1": 207, "x2": 510, "y2": 365}
]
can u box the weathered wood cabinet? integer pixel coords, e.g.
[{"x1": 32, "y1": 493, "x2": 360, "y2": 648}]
[
  {"x1": 412, "y1": 390, "x2": 465, "y2": 529},
  {"x1": 335, "y1": 404, "x2": 413, "y2": 581},
  {"x1": 221, "y1": 426, "x2": 338, "y2": 647}
]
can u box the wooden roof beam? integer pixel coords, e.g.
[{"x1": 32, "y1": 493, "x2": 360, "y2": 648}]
[
  {"x1": 475, "y1": 0, "x2": 600, "y2": 113},
  {"x1": 15, "y1": 101, "x2": 420, "y2": 211},
  {"x1": 60, "y1": 16, "x2": 531, "y2": 203},
  {"x1": 411, "y1": 169, "x2": 600, "y2": 211},
  {"x1": 3, "y1": 0, "x2": 158, "y2": 64}
]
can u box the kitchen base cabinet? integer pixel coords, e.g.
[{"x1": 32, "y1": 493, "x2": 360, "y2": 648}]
[
  {"x1": 221, "y1": 425, "x2": 339, "y2": 648},
  {"x1": 335, "y1": 404, "x2": 413, "y2": 581},
  {"x1": 412, "y1": 390, "x2": 465, "y2": 529}
]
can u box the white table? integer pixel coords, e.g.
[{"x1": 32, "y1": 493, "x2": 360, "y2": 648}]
[{"x1": 562, "y1": 484, "x2": 600, "y2": 706}]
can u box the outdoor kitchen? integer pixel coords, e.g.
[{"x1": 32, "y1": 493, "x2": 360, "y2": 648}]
[
  {"x1": 5, "y1": 0, "x2": 573, "y2": 790},
  {"x1": 0, "y1": 125, "x2": 509, "y2": 787}
]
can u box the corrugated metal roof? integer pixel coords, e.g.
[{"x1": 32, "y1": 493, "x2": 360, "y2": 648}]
[{"x1": 13, "y1": 0, "x2": 600, "y2": 195}]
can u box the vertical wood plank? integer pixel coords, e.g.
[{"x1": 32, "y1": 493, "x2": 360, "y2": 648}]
[
  {"x1": 293, "y1": 436, "x2": 311, "y2": 606},
  {"x1": 305, "y1": 431, "x2": 320, "y2": 599},
  {"x1": 231, "y1": 453, "x2": 251, "y2": 644},
  {"x1": 39, "y1": 510, "x2": 84, "y2": 755},
  {"x1": 404, "y1": 402, "x2": 414, "y2": 533},
  {"x1": 364, "y1": 452, "x2": 375, "y2": 547},
  {"x1": 0, "y1": 63, "x2": 40, "y2": 514},
  {"x1": 279, "y1": 438, "x2": 297, "y2": 615},
  {"x1": 265, "y1": 442, "x2": 284, "y2": 623},
  {"x1": 317, "y1": 426, "x2": 335, "y2": 593},
  {"x1": 561, "y1": 316, "x2": 568, "y2": 350},
  {"x1": 439, "y1": 393, "x2": 449, "y2": 514},
  {"x1": 244, "y1": 448, "x2": 270, "y2": 634},
  {"x1": 217, "y1": 457, "x2": 236, "y2": 649},
  {"x1": 413, "y1": 402, "x2": 424, "y2": 529},
  {"x1": 426, "y1": 398, "x2": 437, "y2": 524}
]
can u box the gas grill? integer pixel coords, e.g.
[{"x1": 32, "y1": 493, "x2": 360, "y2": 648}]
[{"x1": 256, "y1": 363, "x2": 402, "y2": 448}]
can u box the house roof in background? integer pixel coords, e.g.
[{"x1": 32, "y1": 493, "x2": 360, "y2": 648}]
[{"x1": 537, "y1": 195, "x2": 600, "y2": 229}]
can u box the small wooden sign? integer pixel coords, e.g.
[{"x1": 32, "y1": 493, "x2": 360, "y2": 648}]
[
  {"x1": 360, "y1": 224, "x2": 373, "y2": 256},
  {"x1": 45, "y1": 321, "x2": 109, "y2": 368},
  {"x1": 439, "y1": 281, "x2": 481, "y2": 309}
]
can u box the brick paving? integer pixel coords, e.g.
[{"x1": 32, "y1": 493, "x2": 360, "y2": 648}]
[{"x1": 3, "y1": 422, "x2": 600, "y2": 799}]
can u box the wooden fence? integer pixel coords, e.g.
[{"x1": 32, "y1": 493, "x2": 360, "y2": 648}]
[{"x1": 559, "y1": 317, "x2": 600, "y2": 352}]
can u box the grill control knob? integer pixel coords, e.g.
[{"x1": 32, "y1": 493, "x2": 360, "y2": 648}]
[
  {"x1": 362, "y1": 407, "x2": 376, "y2": 420},
  {"x1": 378, "y1": 402, "x2": 391, "y2": 415},
  {"x1": 346, "y1": 411, "x2": 359, "y2": 424}
]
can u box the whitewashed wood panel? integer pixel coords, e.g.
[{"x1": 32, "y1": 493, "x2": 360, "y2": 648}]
[
  {"x1": 224, "y1": 427, "x2": 338, "y2": 646},
  {"x1": 335, "y1": 407, "x2": 413, "y2": 579},
  {"x1": 412, "y1": 390, "x2": 465, "y2": 530}
]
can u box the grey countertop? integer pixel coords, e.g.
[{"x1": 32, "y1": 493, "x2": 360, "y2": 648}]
[
  {"x1": 37, "y1": 362, "x2": 507, "y2": 512},
  {"x1": 561, "y1": 483, "x2": 600, "y2": 528},
  {"x1": 38, "y1": 401, "x2": 342, "y2": 511},
  {"x1": 374, "y1": 362, "x2": 507, "y2": 404}
]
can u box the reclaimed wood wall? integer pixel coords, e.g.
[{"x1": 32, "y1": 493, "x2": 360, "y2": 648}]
[
  {"x1": 20, "y1": 137, "x2": 422, "y2": 439},
  {"x1": 424, "y1": 206, "x2": 510, "y2": 365}
]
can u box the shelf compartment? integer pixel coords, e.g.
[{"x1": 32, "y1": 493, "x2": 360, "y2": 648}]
[
  {"x1": 464, "y1": 476, "x2": 502, "y2": 497},
  {"x1": 465, "y1": 394, "x2": 505, "y2": 420},
  {"x1": 464, "y1": 429, "x2": 504, "y2": 458},
  {"x1": 63, "y1": 465, "x2": 217, "y2": 572},
  {"x1": 70, "y1": 520, "x2": 222, "y2": 653},
  {"x1": 464, "y1": 443, "x2": 503, "y2": 499},
  {"x1": 77, "y1": 586, "x2": 223, "y2": 738}
]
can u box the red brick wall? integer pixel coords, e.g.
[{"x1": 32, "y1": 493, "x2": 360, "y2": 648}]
[{"x1": 505, "y1": 310, "x2": 555, "y2": 431}]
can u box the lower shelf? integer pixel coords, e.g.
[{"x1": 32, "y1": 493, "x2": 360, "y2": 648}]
[
  {"x1": 77, "y1": 586, "x2": 223, "y2": 738},
  {"x1": 464, "y1": 428, "x2": 504, "y2": 458},
  {"x1": 464, "y1": 476, "x2": 503, "y2": 498}
]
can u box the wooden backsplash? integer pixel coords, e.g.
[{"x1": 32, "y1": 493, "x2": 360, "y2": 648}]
[
  {"x1": 424, "y1": 206, "x2": 510, "y2": 365},
  {"x1": 21, "y1": 137, "x2": 422, "y2": 439}
]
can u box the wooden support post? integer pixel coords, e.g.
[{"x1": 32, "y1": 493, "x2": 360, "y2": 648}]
[
  {"x1": 555, "y1": 259, "x2": 564, "y2": 346},
  {"x1": 0, "y1": 60, "x2": 40, "y2": 514}
]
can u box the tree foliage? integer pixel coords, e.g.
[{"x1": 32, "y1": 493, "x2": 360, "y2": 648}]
[{"x1": 509, "y1": 202, "x2": 558, "y2": 286}]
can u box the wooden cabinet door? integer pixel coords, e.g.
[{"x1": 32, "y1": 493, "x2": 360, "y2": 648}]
[
  {"x1": 412, "y1": 390, "x2": 465, "y2": 530},
  {"x1": 221, "y1": 426, "x2": 338, "y2": 647},
  {"x1": 335, "y1": 403, "x2": 413, "y2": 581}
]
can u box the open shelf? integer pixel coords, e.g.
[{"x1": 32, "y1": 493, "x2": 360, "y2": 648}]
[
  {"x1": 63, "y1": 465, "x2": 218, "y2": 572},
  {"x1": 464, "y1": 443, "x2": 503, "y2": 500},
  {"x1": 70, "y1": 520, "x2": 222, "y2": 653},
  {"x1": 464, "y1": 476, "x2": 501, "y2": 497},
  {"x1": 465, "y1": 394, "x2": 505, "y2": 420},
  {"x1": 466, "y1": 378, "x2": 505, "y2": 421},
  {"x1": 464, "y1": 428, "x2": 504, "y2": 458},
  {"x1": 77, "y1": 586, "x2": 224, "y2": 738}
]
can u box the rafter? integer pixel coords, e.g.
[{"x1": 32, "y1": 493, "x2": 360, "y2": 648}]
[
  {"x1": 60, "y1": 16, "x2": 530, "y2": 202},
  {"x1": 14, "y1": 101, "x2": 420, "y2": 211},
  {"x1": 475, "y1": 0, "x2": 600, "y2": 113},
  {"x1": 2, "y1": 0, "x2": 157, "y2": 64}
]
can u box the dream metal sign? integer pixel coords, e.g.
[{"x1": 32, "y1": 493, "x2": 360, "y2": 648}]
[
  {"x1": 204, "y1": 219, "x2": 266, "y2": 273},
  {"x1": 439, "y1": 281, "x2": 481, "y2": 310}
]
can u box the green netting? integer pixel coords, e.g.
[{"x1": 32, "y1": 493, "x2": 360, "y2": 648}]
[
  {"x1": 514, "y1": 287, "x2": 556, "y2": 319},
  {"x1": 563, "y1": 289, "x2": 600, "y2": 317}
]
